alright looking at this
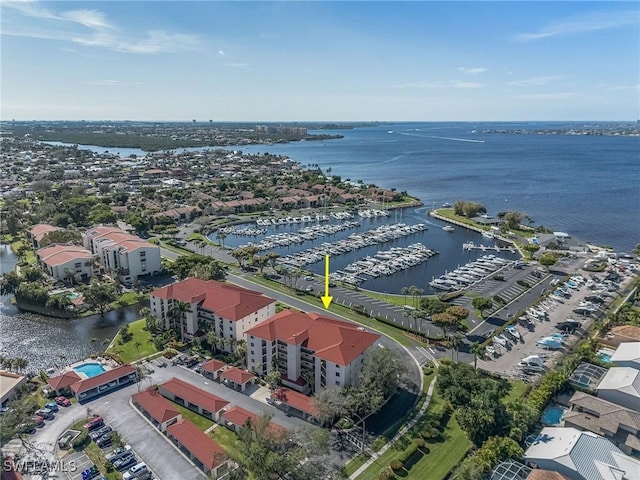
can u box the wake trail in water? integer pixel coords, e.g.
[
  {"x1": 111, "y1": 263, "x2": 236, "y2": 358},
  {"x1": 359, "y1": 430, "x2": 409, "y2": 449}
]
[{"x1": 400, "y1": 132, "x2": 485, "y2": 143}]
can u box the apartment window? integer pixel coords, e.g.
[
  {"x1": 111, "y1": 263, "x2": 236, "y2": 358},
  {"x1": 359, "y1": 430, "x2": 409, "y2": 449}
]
[
  {"x1": 250, "y1": 350, "x2": 254, "y2": 355},
  {"x1": 335, "y1": 380, "x2": 340, "y2": 385},
  {"x1": 336, "y1": 372, "x2": 340, "y2": 377}
]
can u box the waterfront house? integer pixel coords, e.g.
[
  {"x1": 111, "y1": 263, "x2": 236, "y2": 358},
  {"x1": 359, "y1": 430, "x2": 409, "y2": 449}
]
[
  {"x1": 564, "y1": 391, "x2": 640, "y2": 457},
  {"x1": 524, "y1": 427, "x2": 640, "y2": 480},
  {"x1": 46, "y1": 370, "x2": 82, "y2": 397},
  {"x1": 28, "y1": 223, "x2": 61, "y2": 248},
  {"x1": 158, "y1": 377, "x2": 229, "y2": 422},
  {"x1": 596, "y1": 367, "x2": 640, "y2": 413},
  {"x1": 132, "y1": 388, "x2": 182, "y2": 432},
  {"x1": 83, "y1": 226, "x2": 161, "y2": 285},
  {"x1": 610, "y1": 342, "x2": 640, "y2": 370},
  {"x1": 149, "y1": 278, "x2": 276, "y2": 344},
  {"x1": 37, "y1": 244, "x2": 96, "y2": 283},
  {"x1": 166, "y1": 419, "x2": 227, "y2": 477},
  {"x1": 245, "y1": 310, "x2": 380, "y2": 394},
  {"x1": 0, "y1": 370, "x2": 27, "y2": 405}
]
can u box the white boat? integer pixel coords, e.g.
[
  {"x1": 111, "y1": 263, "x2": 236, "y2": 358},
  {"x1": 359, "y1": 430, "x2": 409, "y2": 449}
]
[
  {"x1": 442, "y1": 225, "x2": 455, "y2": 232},
  {"x1": 518, "y1": 355, "x2": 544, "y2": 368}
]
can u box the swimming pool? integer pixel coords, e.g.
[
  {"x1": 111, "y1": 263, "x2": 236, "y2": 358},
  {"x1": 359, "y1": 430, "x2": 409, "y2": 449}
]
[
  {"x1": 541, "y1": 405, "x2": 567, "y2": 425},
  {"x1": 598, "y1": 348, "x2": 615, "y2": 364},
  {"x1": 73, "y1": 362, "x2": 106, "y2": 378}
]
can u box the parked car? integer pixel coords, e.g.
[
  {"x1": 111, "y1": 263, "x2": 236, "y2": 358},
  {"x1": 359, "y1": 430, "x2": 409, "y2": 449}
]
[
  {"x1": 113, "y1": 453, "x2": 137, "y2": 471},
  {"x1": 45, "y1": 402, "x2": 59, "y2": 412},
  {"x1": 122, "y1": 463, "x2": 149, "y2": 480},
  {"x1": 81, "y1": 465, "x2": 100, "y2": 480},
  {"x1": 96, "y1": 433, "x2": 113, "y2": 448},
  {"x1": 35, "y1": 408, "x2": 55, "y2": 420},
  {"x1": 90, "y1": 425, "x2": 113, "y2": 440},
  {"x1": 84, "y1": 416, "x2": 104, "y2": 431},
  {"x1": 54, "y1": 396, "x2": 71, "y2": 407},
  {"x1": 107, "y1": 445, "x2": 132, "y2": 462},
  {"x1": 31, "y1": 415, "x2": 45, "y2": 427}
]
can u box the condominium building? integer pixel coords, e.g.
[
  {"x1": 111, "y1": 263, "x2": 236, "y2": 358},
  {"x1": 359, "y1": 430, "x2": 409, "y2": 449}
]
[
  {"x1": 245, "y1": 310, "x2": 380, "y2": 394},
  {"x1": 149, "y1": 278, "x2": 276, "y2": 342},
  {"x1": 83, "y1": 226, "x2": 161, "y2": 285},
  {"x1": 37, "y1": 244, "x2": 96, "y2": 282}
]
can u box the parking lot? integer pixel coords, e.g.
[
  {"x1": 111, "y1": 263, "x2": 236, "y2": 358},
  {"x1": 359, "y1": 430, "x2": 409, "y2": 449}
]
[{"x1": 476, "y1": 266, "x2": 636, "y2": 380}]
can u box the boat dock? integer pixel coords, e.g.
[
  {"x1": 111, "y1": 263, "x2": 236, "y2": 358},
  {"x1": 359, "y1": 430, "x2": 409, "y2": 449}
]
[{"x1": 463, "y1": 241, "x2": 517, "y2": 253}]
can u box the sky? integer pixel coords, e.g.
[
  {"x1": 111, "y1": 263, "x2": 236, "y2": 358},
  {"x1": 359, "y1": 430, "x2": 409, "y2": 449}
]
[{"x1": 1, "y1": 1, "x2": 639, "y2": 121}]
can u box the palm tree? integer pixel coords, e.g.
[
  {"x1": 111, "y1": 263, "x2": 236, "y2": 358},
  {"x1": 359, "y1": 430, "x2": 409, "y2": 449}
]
[
  {"x1": 216, "y1": 231, "x2": 227, "y2": 249},
  {"x1": 470, "y1": 343, "x2": 486, "y2": 371},
  {"x1": 401, "y1": 287, "x2": 409, "y2": 306},
  {"x1": 168, "y1": 300, "x2": 190, "y2": 343}
]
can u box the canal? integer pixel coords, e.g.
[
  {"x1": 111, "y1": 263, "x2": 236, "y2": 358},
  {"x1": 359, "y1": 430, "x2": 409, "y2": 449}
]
[{"x1": 0, "y1": 244, "x2": 143, "y2": 373}]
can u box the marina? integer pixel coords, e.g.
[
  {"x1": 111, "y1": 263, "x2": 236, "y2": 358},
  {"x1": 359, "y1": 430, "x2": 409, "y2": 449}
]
[
  {"x1": 429, "y1": 254, "x2": 514, "y2": 292},
  {"x1": 463, "y1": 241, "x2": 517, "y2": 253}
]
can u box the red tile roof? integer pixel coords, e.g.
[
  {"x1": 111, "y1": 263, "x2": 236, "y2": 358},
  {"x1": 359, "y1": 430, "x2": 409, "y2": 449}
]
[
  {"x1": 246, "y1": 310, "x2": 380, "y2": 366},
  {"x1": 47, "y1": 370, "x2": 82, "y2": 390},
  {"x1": 167, "y1": 419, "x2": 225, "y2": 471},
  {"x1": 271, "y1": 387, "x2": 319, "y2": 416},
  {"x1": 70, "y1": 365, "x2": 137, "y2": 395},
  {"x1": 132, "y1": 388, "x2": 181, "y2": 424},
  {"x1": 220, "y1": 367, "x2": 254, "y2": 385},
  {"x1": 30, "y1": 224, "x2": 61, "y2": 242},
  {"x1": 150, "y1": 278, "x2": 275, "y2": 321},
  {"x1": 37, "y1": 244, "x2": 93, "y2": 267},
  {"x1": 221, "y1": 406, "x2": 283, "y2": 435},
  {"x1": 221, "y1": 405, "x2": 259, "y2": 428},
  {"x1": 160, "y1": 377, "x2": 229, "y2": 414},
  {"x1": 202, "y1": 359, "x2": 228, "y2": 374},
  {"x1": 86, "y1": 227, "x2": 156, "y2": 253}
]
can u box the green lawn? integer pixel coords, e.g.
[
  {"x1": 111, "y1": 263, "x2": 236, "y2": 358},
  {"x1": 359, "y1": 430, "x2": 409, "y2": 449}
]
[
  {"x1": 107, "y1": 319, "x2": 159, "y2": 363},
  {"x1": 504, "y1": 379, "x2": 530, "y2": 403},
  {"x1": 356, "y1": 382, "x2": 470, "y2": 480},
  {"x1": 171, "y1": 402, "x2": 215, "y2": 431},
  {"x1": 357, "y1": 289, "x2": 416, "y2": 308}
]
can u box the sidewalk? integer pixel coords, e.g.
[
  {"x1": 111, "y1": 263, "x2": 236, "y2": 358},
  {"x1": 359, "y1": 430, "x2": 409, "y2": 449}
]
[{"x1": 348, "y1": 376, "x2": 437, "y2": 479}]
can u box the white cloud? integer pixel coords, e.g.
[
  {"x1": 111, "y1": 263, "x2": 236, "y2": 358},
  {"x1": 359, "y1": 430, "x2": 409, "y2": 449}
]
[
  {"x1": 507, "y1": 75, "x2": 564, "y2": 87},
  {"x1": 515, "y1": 92, "x2": 580, "y2": 100},
  {"x1": 60, "y1": 9, "x2": 112, "y2": 29},
  {"x1": 451, "y1": 81, "x2": 484, "y2": 89},
  {"x1": 2, "y1": 1, "x2": 202, "y2": 54},
  {"x1": 218, "y1": 50, "x2": 225, "y2": 56},
  {"x1": 514, "y1": 10, "x2": 639, "y2": 41},
  {"x1": 457, "y1": 67, "x2": 487, "y2": 75},
  {"x1": 392, "y1": 80, "x2": 485, "y2": 89}
]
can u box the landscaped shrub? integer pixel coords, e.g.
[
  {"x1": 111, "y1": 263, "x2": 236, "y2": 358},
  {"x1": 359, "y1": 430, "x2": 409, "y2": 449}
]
[
  {"x1": 493, "y1": 295, "x2": 506, "y2": 304},
  {"x1": 379, "y1": 467, "x2": 395, "y2": 480},
  {"x1": 389, "y1": 459, "x2": 403, "y2": 471},
  {"x1": 516, "y1": 280, "x2": 531, "y2": 289},
  {"x1": 71, "y1": 431, "x2": 90, "y2": 450},
  {"x1": 414, "y1": 438, "x2": 426, "y2": 448}
]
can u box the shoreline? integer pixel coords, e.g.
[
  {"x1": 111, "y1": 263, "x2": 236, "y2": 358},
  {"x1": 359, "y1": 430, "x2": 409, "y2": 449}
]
[{"x1": 428, "y1": 209, "x2": 525, "y2": 258}]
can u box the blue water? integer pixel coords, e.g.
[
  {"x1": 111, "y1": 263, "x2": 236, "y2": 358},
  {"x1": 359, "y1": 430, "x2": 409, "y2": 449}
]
[
  {"x1": 46, "y1": 122, "x2": 640, "y2": 252},
  {"x1": 541, "y1": 405, "x2": 567, "y2": 425},
  {"x1": 598, "y1": 353, "x2": 613, "y2": 363},
  {"x1": 73, "y1": 362, "x2": 106, "y2": 378}
]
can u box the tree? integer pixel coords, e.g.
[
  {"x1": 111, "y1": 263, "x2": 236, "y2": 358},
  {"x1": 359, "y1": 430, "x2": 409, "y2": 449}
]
[
  {"x1": 232, "y1": 248, "x2": 247, "y2": 268},
  {"x1": 313, "y1": 386, "x2": 349, "y2": 426},
  {"x1": 446, "y1": 306, "x2": 469, "y2": 321},
  {"x1": 432, "y1": 312, "x2": 459, "y2": 329},
  {"x1": 264, "y1": 370, "x2": 282, "y2": 390},
  {"x1": 79, "y1": 278, "x2": 117, "y2": 314},
  {"x1": 347, "y1": 348, "x2": 406, "y2": 416},
  {"x1": 168, "y1": 300, "x2": 190, "y2": 342},
  {"x1": 472, "y1": 297, "x2": 493, "y2": 318},
  {"x1": 470, "y1": 343, "x2": 486, "y2": 371},
  {"x1": 227, "y1": 413, "x2": 331, "y2": 480},
  {"x1": 0, "y1": 271, "x2": 21, "y2": 295},
  {"x1": 39, "y1": 229, "x2": 83, "y2": 247},
  {"x1": 502, "y1": 211, "x2": 524, "y2": 230},
  {"x1": 216, "y1": 231, "x2": 227, "y2": 248},
  {"x1": 420, "y1": 297, "x2": 448, "y2": 315}
]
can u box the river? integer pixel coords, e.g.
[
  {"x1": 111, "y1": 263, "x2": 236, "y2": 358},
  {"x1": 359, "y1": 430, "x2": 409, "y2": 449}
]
[{"x1": 0, "y1": 244, "x2": 143, "y2": 373}]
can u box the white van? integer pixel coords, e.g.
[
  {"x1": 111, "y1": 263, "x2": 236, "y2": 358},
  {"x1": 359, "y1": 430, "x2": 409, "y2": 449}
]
[{"x1": 122, "y1": 463, "x2": 149, "y2": 480}]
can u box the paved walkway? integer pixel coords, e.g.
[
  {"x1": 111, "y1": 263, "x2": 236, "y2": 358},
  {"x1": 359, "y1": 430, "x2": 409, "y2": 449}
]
[{"x1": 349, "y1": 375, "x2": 437, "y2": 480}]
